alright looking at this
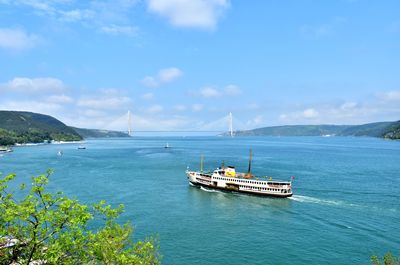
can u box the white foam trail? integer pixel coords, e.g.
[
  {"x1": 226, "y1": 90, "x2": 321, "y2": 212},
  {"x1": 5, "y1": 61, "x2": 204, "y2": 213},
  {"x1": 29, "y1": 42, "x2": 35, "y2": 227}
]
[
  {"x1": 291, "y1": 195, "x2": 399, "y2": 214},
  {"x1": 289, "y1": 195, "x2": 342, "y2": 206},
  {"x1": 200, "y1": 186, "x2": 220, "y2": 193}
]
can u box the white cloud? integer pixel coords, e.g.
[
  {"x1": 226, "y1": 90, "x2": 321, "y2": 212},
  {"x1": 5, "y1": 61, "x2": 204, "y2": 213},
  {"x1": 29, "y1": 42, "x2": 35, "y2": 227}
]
[
  {"x1": 77, "y1": 96, "x2": 131, "y2": 109},
  {"x1": 339, "y1": 102, "x2": 358, "y2": 110},
  {"x1": 59, "y1": 9, "x2": 95, "y2": 22},
  {"x1": 200, "y1": 87, "x2": 220, "y2": 97},
  {"x1": 196, "y1": 84, "x2": 241, "y2": 98},
  {"x1": 379, "y1": 90, "x2": 400, "y2": 102},
  {"x1": 246, "y1": 115, "x2": 264, "y2": 127},
  {"x1": 0, "y1": 76, "x2": 138, "y2": 130},
  {"x1": 0, "y1": 28, "x2": 41, "y2": 50},
  {"x1": 147, "y1": 0, "x2": 229, "y2": 30},
  {"x1": 82, "y1": 109, "x2": 106, "y2": 118},
  {"x1": 0, "y1": 77, "x2": 66, "y2": 93},
  {"x1": 141, "y1": 76, "x2": 159, "y2": 88},
  {"x1": 100, "y1": 24, "x2": 138, "y2": 36},
  {"x1": 126, "y1": 114, "x2": 190, "y2": 131},
  {"x1": 303, "y1": 108, "x2": 319, "y2": 119},
  {"x1": 157, "y1": 67, "x2": 182, "y2": 82},
  {"x1": 46, "y1": 94, "x2": 74, "y2": 104},
  {"x1": 279, "y1": 108, "x2": 320, "y2": 123},
  {"x1": 192, "y1": 103, "x2": 204, "y2": 111},
  {"x1": 246, "y1": 103, "x2": 260, "y2": 110},
  {"x1": 141, "y1": 67, "x2": 183, "y2": 87},
  {"x1": 224, "y1": 84, "x2": 241, "y2": 96},
  {"x1": 0, "y1": 100, "x2": 64, "y2": 114},
  {"x1": 278, "y1": 92, "x2": 400, "y2": 125},
  {"x1": 141, "y1": 92, "x2": 154, "y2": 100},
  {"x1": 1, "y1": 1, "x2": 140, "y2": 36},
  {"x1": 9, "y1": 0, "x2": 59, "y2": 14},
  {"x1": 173, "y1": 104, "x2": 186, "y2": 111},
  {"x1": 145, "y1": 104, "x2": 163, "y2": 113}
]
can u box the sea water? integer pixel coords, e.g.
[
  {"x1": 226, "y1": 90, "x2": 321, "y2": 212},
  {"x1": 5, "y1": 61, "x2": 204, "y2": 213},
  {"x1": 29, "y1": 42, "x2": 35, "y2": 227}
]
[{"x1": 0, "y1": 136, "x2": 399, "y2": 265}]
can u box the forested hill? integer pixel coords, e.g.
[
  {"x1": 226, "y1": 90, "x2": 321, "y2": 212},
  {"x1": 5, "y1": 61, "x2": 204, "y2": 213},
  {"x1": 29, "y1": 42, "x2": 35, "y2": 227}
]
[
  {"x1": 382, "y1": 121, "x2": 400, "y2": 139},
  {"x1": 71, "y1": 127, "x2": 129, "y2": 138},
  {"x1": 232, "y1": 121, "x2": 400, "y2": 139},
  {"x1": 0, "y1": 111, "x2": 82, "y2": 145}
]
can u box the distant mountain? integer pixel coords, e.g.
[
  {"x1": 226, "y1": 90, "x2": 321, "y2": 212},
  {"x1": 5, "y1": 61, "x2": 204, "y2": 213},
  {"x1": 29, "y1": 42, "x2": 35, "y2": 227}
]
[
  {"x1": 232, "y1": 125, "x2": 352, "y2": 137},
  {"x1": 231, "y1": 121, "x2": 400, "y2": 139},
  {"x1": 0, "y1": 110, "x2": 130, "y2": 146},
  {"x1": 71, "y1": 127, "x2": 129, "y2": 138},
  {"x1": 0, "y1": 110, "x2": 82, "y2": 145}
]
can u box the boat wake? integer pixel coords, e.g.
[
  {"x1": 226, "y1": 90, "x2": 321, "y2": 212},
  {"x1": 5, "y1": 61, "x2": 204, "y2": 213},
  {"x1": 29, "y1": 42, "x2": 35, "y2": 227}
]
[
  {"x1": 291, "y1": 195, "x2": 399, "y2": 214},
  {"x1": 289, "y1": 195, "x2": 343, "y2": 206},
  {"x1": 200, "y1": 186, "x2": 220, "y2": 193}
]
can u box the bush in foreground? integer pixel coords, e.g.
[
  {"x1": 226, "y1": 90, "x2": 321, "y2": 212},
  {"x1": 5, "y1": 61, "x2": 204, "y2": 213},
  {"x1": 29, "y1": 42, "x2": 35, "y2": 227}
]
[
  {"x1": 0, "y1": 170, "x2": 160, "y2": 265},
  {"x1": 371, "y1": 253, "x2": 400, "y2": 265}
]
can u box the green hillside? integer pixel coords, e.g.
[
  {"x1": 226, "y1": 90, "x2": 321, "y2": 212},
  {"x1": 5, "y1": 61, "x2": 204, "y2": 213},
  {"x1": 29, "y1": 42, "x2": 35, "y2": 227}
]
[
  {"x1": 382, "y1": 121, "x2": 400, "y2": 139},
  {"x1": 71, "y1": 127, "x2": 129, "y2": 138},
  {"x1": 337, "y1": 122, "x2": 393, "y2": 137},
  {"x1": 234, "y1": 125, "x2": 352, "y2": 136},
  {"x1": 0, "y1": 111, "x2": 82, "y2": 145},
  {"x1": 232, "y1": 121, "x2": 400, "y2": 139}
]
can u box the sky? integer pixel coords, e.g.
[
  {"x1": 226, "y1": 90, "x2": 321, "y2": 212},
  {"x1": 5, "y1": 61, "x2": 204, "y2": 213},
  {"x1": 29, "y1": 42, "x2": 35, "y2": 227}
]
[{"x1": 0, "y1": 0, "x2": 399, "y2": 132}]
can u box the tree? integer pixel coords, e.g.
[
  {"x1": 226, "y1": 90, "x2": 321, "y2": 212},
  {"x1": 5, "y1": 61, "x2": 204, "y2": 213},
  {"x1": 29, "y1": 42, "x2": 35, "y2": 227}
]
[
  {"x1": 0, "y1": 171, "x2": 160, "y2": 265},
  {"x1": 371, "y1": 253, "x2": 400, "y2": 265}
]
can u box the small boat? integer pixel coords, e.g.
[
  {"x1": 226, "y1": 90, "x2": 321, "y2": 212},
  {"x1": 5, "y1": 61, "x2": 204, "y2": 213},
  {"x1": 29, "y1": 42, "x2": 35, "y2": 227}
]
[
  {"x1": 57, "y1": 150, "x2": 63, "y2": 156},
  {"x1": 186, "y1": 150, "x2": 294, "y2": 198},
  {"x1": 164, "y1": 143, "x2": 170, "y2": 149},
  {"x1": 78, "y1": 145, "x2": 86, "y2": 149},
  {"x1": 0, "y1": 146, "x2": 12, "y2": 153}
]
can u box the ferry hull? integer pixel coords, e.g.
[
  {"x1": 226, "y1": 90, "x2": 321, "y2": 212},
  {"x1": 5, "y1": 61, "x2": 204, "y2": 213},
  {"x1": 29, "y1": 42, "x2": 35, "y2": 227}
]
[{"x1": 189, "y1": 181, "x2": 293, "y2": 198}]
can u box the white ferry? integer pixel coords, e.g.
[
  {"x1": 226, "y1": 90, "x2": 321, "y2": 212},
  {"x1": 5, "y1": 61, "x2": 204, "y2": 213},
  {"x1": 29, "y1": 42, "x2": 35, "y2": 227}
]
[{"x1": 186, "y1": 152, "x2": 293, "y2": 198}]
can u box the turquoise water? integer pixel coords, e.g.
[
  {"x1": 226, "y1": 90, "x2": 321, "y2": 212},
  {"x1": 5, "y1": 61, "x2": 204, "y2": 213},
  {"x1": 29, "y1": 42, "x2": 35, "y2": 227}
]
[{"x1": 1, "y1": 136, "x2": 399, "y2": 264}]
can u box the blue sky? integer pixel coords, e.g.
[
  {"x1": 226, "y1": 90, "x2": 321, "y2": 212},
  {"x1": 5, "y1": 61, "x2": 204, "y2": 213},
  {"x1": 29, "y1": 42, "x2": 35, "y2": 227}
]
[{"x1": 0, "y1": 0, "x2": 399, "y2": 132}]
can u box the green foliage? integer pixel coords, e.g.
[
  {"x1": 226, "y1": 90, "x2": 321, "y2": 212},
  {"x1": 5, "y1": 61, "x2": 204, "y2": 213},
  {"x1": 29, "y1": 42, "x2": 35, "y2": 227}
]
[
  {"x1": 0, "y1": 171, "x2": 160, "y2": 265},
  {"x1": 371, "y1": 253, "x2": 400, "y2": 265}
]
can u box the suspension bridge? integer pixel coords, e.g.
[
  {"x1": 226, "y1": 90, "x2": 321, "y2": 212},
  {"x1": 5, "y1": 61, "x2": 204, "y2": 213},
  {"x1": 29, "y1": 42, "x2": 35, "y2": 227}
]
[{"x1": 101, "y1": 111, "x2": 250, "y2": 136}]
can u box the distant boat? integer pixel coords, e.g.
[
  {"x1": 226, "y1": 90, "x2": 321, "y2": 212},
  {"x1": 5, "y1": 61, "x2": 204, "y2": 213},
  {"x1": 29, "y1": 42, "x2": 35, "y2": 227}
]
[
  {"x1": 0, "y1": 146, "x2": 12, "y2": 153},
  {"x1": 78, "y1": 145, "x2": 86, "y2": 149},
  {"x1": 57, "y1": 150, "x2": 63, "y2": 156},
  {"x1": 164, "y1": 143, "x2": 170, "y2": 149}
]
